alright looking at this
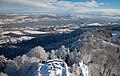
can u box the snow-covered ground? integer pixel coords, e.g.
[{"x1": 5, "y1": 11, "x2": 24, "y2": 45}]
[
  {"x1": 0, "y1": 29, "x2": 74, "y2": 45},
  {"x1": 10, "y1": 36, "x2": 35, "y2": 43},
  {"x1": 23, "y1": 30, "x2": 49, "y2": 34},
  {"x1": 0, "y1": 36, "x2": 35, "y2": 44},
  {"x1": 35, "y1": 59, "x2": 70, "y2": 76},
  {"x1": 79, "y1": 61, "x2": 89, "y2": 76},
  {"x1": 3, "y1": 31, "x2": 24, "y2": 35},
  {"x1": 87, "y1": 23, "x2": 102, "y2": 26},
  {"x1": 1, "y1": 30, "x2": 50, "y2": 44},
  {"x1": 12, "y1": 36, "x2": 35, "y2": 43},
  {"x1": 56, "y1": 29, "x2": 74, "y2": 33},
  {"x1": 3, "y1": 30, "x2": 49, "y2": 35},
  {"x1": 35, "y1": 59, "x2": 89, "y2": 76}
]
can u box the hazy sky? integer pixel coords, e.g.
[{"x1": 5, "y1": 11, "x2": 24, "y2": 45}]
[{"x1": 0, "y1": 0, "x2": 120, "y2": 16}]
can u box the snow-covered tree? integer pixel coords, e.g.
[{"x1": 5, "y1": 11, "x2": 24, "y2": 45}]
[
  {"x1": 4, "y1": 60, "x2": 19, "y2": 76},
  {"x1": 27, "y1": 46, "x2": 48, "y2": 60},
  {"x1": 14, "y1": 54, "x2": 40, "y2": 76},
  {"x1": 0, "y1": 72, "x2": 8, "y2": 76}
]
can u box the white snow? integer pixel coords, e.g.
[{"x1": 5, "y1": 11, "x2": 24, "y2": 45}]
[
  {"x1": 3, "y1": 30, "x2": 49, "y2": 35},
  {"x1": 20, "y1": 36, "x2": 35, "y2": 40},
  {"x1": 56, "y1": 29, "x2": 73, "y2": 32},
  {"x1": 3, "y1": 31, "x2": 24, "y2": 35},
  {"x1": 9, "y1": 36, "x2": 35, "y2": 43},
  {"x1": 36, "y1": 59, "x2": 70, "y2": 76},
  {"x1": 23, "y1": 30, "x2": 49, "y2": 34},
  {"x1": 56, "y1": 29, "x2": 74, "y2": 33},
  {"x1": 79, "y1": 61, "x2": 89, "y2": 76},
  {"x1": 36, "y1": 59, "x2": 90, "y2": 76},
  {"x1": 35, "y1": 59, "x2": 90, "y2": 76},
  {"x1": 87, "y1": 23, "x2": 102, "y2": 26}
]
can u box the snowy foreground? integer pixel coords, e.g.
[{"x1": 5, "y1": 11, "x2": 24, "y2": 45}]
[{"x1": 35, "y1": 59, "x2": 89, "y2": 76}]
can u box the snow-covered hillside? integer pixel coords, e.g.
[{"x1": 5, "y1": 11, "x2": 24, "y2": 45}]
[
  {"x1": 0, "y1": 36, "x2": 35, "y2": 44},
  {"x1": 3, "y1": 30, "x2": 49, "y2": 35},
  {"x1": 36, "y1": 59, "x2": 70, "y2": 76},
  {"x1": 35, "y1": 59, "x2": 89, "y2": 76},
  {"x1": 1, "y1": 28, "x2": 120, "y2": 76}
]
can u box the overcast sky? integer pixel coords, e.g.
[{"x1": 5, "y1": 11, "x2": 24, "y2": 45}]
[{"x1": 0, "y1": 0, "x2": 120, "y2": 16}]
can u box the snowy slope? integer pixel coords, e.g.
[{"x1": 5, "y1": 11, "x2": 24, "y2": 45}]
[
  {"x1": 34, "y1": 59, "x2": 90, "y2": 76},
  {"x1": 0, "y1": 36, "x2": 35, "y2": 44},
  {"x1": 9, "y1": 36, "x2": 35, "y2": 43},
  {"x1": 3, "y1": 30, "x2": 49, "y2": 35},
  {"x1": 35, "y1": 59, "x2": 70, "y2": 76}
]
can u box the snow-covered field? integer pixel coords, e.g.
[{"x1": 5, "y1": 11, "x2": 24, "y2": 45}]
[
  {"x1": 23, "y1": 30, "x2": 49, "y2": 34},
  {"x1": 87, "y1": 23, "x2": 102, "y2": 26},
  {"x1": 10, "y1": 36, "x2": 35, "y2": 43},
  {"x1": 3, "y1": 30, "x2": 49, "y2": 35},
  {"x1": 56, "y1": 29, "x2": 74, "y2": 33},
  {"x1": 3, "y1": 28, "x2": 74, "y2": 36},
  {"x1": 0, "y1": 29, "x2": 74, "y2": 44},
  {"x1": 0, "y1": 36, "x2": 35, "y2": 44},
  {"x1": 0, "y1": 40, "x2": 6, "y2": 44}
]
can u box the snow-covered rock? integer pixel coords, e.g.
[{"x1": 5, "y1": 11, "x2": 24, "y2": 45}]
[{"x1": 36, "y1": 59, "x2": 70, "y2": 76}]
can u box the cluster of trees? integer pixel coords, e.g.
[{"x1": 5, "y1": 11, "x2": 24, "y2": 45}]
[
  {"x1": 0, "y1": 28, "x2": 120, "y2": 76},
  {"x1": 0, "y1": 45, "x2": 83, "y2": 76}
]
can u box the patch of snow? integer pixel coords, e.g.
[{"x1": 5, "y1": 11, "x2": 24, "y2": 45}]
[
  {"x1": 3, "y1": 31, "x2": 24, "y2": 35},
  {"x1": 10, "y1": 36, "x2": 35, "y2": 43},
  {"x1": 56, "y1": 29, "x2": 74, "y2": 33},
  {"x1": 23, "y1": 30, "x2": 49, "y2": 34},
  {"x1": 79, "y1": 61, "x2": 89, "y2": 76},
  {"x1": 20, "y1": 36, "x2": 35, "y2": 40},
  {"x1": 87, "y1": 23, "x2": 102, "y2": 26},
  {"x1": 36, "y1": 59, "x2": 70, "y2": 76}
]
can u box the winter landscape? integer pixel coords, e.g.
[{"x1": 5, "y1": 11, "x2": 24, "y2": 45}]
[{"x1": 0, "y1": 0, "x2": 120, "y2": 76}]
